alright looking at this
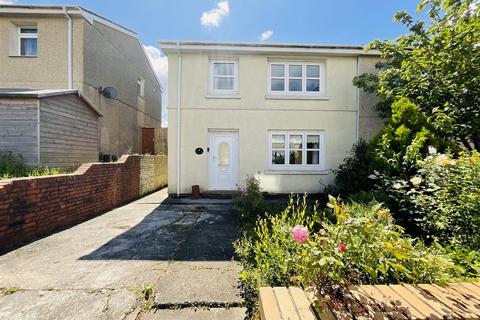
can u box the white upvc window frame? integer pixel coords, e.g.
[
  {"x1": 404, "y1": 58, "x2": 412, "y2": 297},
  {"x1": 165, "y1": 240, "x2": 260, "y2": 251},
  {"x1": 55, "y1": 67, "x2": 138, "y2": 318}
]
[
  {"x1": 209, "y1": 59, "x2": 239, "y2": 95},
  {"x1": 18, "y1": 26, "x2": 38, "y2": 57},
  {"x1": 137, "y1": 75, "x2": 145, "y2": 98},
  {"x1": 268, "y1": 62, "x2": 326, "y2": 97},
  {"x1": 268, "y1": 130, "x2": 326, "y2": 171}
]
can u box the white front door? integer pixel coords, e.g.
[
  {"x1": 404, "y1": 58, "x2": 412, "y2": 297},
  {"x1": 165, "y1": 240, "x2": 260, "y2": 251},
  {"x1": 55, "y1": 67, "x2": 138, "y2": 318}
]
[{"x1": 208, "y1": 131, "x2": 238, "y2": 190}]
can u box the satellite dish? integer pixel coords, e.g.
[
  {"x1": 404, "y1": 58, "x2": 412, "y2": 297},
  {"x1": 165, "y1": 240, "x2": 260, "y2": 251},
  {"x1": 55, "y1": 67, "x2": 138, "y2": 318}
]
[{"x1": 101, "y1": 87, "x2": 118, "y2": 99}]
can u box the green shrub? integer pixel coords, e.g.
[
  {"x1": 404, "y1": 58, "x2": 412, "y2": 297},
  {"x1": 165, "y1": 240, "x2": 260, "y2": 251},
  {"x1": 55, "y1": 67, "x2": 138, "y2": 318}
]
[
  {"x1": 234, "y1": 176, "x2": 266, "y2": 224},
  {"x1": 234, "y1": 195, "x2": 325, "y2": 314},
  {"x1": 299, "y1": 197, "x2": 458, "y2": 295},
  {"x1": 330, "y1": 140, "x2": 378, "y2": 196},
  {"x1": 235, "y1": 195, "x2": 474, "y2": 316},
  {"x1": 443, "y1": 247, "x2": 480, "y2": 281},
  {"x1": 0, "y1": 151, "x2": 30, "y2": 178},
  {"x1": 0, "y1": 151, "x2": 73, "y2": 179},
  {"x1": 373, "y1": 151, "x2": 480, "y2": 249},
  {"x1": 371, "y1": 98, "x2": 458, "y2": 178}
]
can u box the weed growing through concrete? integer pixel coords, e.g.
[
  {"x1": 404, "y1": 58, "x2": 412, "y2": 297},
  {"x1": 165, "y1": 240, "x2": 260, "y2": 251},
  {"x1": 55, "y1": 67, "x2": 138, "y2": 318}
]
[
  {"x1": 0, "y1": 287, "x2": 20, "y2": 296},
  {"x1": 137, "y1": 283, "x2": 155, "y2": 311}
]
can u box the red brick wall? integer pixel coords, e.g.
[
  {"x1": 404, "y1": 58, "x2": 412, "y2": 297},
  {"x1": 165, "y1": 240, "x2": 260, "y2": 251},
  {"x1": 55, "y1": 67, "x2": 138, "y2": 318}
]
[{"x1": 0, "y1": 155, "x2": 143, "y2": 253}]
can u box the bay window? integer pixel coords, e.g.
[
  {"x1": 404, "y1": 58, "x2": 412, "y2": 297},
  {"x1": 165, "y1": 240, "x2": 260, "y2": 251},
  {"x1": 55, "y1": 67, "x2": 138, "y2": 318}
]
[{"x1": 269, "y1": 131, "x2": 325, "y2": 171}]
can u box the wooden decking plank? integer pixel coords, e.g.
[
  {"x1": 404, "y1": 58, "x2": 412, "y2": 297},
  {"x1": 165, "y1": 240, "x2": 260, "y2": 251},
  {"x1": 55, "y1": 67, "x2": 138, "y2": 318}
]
[
  {"x1": 259, "y1": 287, "x2": 282, "y2": 320},
  {"x1": 401, "y1": 284, "x2": 453, "y2": 319},
  {"x1": 471, "y1": 282, "x2": 480, "y2": 290},
  {"x1": 451, "y1": 283, "x2": 480, "y2": 303},
  {"x1": 375, "y1": 284, "x2": 427, "y2": 319},
  {"x1": 432, "y1": 284, "x2": 480, "y2": 317},
  {"x1": 288, "y1": 287, "x2": 317, "y2": 320},
  {"x1": 274, "y1": 287, "x2": 301, "y2": 320},
  {"x1": 343, "y1": 291, "x2": 372, "y2": 320},
  {"x1": 357, "y1": 285, "x2": 409, "y2": 320},
  {"x1": 418, "y1": 284, "x2": 476, "y2": 319},
  {"x1": 349, "y1": 287, "x2": 388, "y2": 320},
  {"x1": 445, "y1": 284, "x2": 480, "y2": 316},
  {"x1": 304, "y1": 289, "x2": 336, "y2": 320},
  {"x1": 391, "y1": 284, "x2": 443, "y2": 319},
  {"x1": 460, "y1": 283, "x2": 480, "y2": 298},
  {"x1": 326, "y1": 299, "x2": 354, "y2": 320}
]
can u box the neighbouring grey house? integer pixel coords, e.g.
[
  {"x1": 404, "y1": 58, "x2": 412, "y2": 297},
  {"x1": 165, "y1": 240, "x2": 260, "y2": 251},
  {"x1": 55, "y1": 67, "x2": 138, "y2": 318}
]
[
  {"x1": 0, "y1": 4, "x2": 165, "y2": 159},
  {"x1": 0, "y1": 89, "x2": 101, "y2": 167}
]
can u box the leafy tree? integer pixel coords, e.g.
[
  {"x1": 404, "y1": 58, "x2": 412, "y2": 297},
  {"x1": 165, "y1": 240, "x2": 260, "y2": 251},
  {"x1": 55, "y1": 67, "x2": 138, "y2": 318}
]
[
  {"x1": 372, "y1": 97, "x2": 456, "y2": 176},
  {"x1": 354, "y1": 0, "x2": 480, "y2": 151}
]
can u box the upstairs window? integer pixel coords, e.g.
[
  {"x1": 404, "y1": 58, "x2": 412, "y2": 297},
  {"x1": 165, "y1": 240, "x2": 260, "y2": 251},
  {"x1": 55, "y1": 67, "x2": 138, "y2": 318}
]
[
  {"x1": 269, "y1": 62, "x2": 324, "y2": 95},
  {"x1": 210, "y1": 60, "x2": 238, "y2": 93},
  {"x1": 269, "y1": 131, "x2": 325, "y2": 171},
  {"x1": 18, "y1": 26, "x2": 37, "y2": 56},
  {"x1": 137, "y1": 76, "x2": 145, "y2": 97}
]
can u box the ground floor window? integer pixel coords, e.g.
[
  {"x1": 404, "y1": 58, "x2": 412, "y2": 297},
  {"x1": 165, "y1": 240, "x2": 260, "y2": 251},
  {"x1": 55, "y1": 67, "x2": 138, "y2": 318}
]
[{"x1": 268, "y1": 131, "x2": 325, "y2": 171}]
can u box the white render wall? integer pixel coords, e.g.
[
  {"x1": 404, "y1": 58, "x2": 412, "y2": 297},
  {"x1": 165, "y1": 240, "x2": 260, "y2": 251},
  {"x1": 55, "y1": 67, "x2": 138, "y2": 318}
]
[{"x1": 166, "y1": 51, "x2": 381, "y2": 194}]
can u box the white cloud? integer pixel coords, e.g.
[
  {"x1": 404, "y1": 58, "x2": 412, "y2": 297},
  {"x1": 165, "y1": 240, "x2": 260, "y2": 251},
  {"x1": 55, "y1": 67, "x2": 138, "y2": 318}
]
[
  {"x1": 201, "y1": 1, "x2": 230, "y2": 28},
  {"x1": 259, "y1": 30, "x2": 273, "y2": 41},
  {"x1": 144, "y1": 45, "x2": 168, "y2": 127},
  {"x1": 0, "y1": 0, "x2": 17, "y2": 3},
  {"x1": 143, "y1": 45, "x2": 168, "y2": 86}
]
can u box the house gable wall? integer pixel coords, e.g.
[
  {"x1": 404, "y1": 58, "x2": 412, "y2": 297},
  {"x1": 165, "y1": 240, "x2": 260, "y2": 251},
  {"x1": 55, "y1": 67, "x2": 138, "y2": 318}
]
[
  {"x1": 0, "y1": 14, "x2": 84, "y2": 90},
  {"x1": 0, "y1": 10, "x2": 163, "y2": 156}
]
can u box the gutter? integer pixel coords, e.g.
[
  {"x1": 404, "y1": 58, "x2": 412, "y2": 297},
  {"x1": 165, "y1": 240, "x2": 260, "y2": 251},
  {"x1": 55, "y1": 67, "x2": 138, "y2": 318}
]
[
  {"x1": 63, "y1": 7, "x2": 73, "y2": 89},
  {"x1": 176, "y1": 42, "x2": 182, "y2": 197}
]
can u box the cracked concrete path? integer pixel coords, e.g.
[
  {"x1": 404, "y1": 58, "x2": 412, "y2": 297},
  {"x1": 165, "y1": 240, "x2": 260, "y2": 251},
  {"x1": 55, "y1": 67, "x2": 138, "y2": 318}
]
[{"x1": 0, "y1": 189, "x2": 245, "y2": 319}]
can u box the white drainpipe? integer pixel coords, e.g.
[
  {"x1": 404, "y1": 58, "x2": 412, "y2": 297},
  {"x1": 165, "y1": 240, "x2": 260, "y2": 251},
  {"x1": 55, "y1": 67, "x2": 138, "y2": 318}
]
[
  {"x1": 176, "y1": 42, "x2": 182, "y2": 197},
  {"x1": 63, "y1": 7, "x2": 73, "y2": 89},
  {"x1": 355, "y1": 56, "x2": 360, "y2": 141}
]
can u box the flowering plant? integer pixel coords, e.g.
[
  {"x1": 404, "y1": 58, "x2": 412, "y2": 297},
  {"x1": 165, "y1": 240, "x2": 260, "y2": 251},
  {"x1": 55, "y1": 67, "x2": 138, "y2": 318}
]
[
  {"x1": 291, "y1": 225, "x2": 308, "y2": 243},
  {"x1": 298, "y1": 196, "x2": 456, "y2": 302}
]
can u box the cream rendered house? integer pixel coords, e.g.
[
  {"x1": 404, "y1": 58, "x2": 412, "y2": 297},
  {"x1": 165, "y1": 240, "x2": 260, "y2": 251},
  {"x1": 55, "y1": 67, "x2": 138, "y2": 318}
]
[{"x1": 160, "y1": 41, "x2": 383, "y2": 195}]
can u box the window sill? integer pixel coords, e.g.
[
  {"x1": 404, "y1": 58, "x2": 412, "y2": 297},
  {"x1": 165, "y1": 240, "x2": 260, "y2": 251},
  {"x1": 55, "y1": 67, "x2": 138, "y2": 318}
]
[
  {"x1": 9, "y1": 55, "x2": 37, "y2": 58},
  {"x1": 206, "y1": 94, "x2": 241, "y2": 99},
  {"x1": 265, "y1": 94, "x2": 330, "y2": 100},
  {"x1": 264, "y1": 170, "x2": 329, "y2": 175}
]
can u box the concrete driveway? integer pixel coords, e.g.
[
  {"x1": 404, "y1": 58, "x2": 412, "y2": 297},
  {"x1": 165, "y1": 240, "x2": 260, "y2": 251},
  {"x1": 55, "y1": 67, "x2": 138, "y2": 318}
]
[{"x1": 0, "y1": 189, "x2": 245, "y2": 319}]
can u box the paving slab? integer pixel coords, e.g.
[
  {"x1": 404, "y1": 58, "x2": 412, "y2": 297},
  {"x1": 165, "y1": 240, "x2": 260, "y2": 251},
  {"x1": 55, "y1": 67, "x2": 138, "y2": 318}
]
[
  {"x1": 143, "y1": 307, "x2": 247, "y2": 320},
  {"x1": 0, "y1": 289, "x2": 138, "y2": 320},
  {"x1": 0, "y1": 189, "x2": 243, "y2": 319},
  {"x1": 155, "y1": 262, "x2": 242, "y2": 306}
]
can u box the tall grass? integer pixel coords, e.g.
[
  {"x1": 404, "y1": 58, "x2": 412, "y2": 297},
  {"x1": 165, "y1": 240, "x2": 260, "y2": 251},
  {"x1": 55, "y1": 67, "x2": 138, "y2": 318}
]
[{"x1": 0, "y1": 151, "x2": 75, "y2": 179}]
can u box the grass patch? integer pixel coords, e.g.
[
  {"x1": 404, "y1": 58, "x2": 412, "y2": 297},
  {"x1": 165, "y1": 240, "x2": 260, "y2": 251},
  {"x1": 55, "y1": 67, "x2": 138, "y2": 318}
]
[
  {"x1": 0, "y1": 287, "x2": 20, "y2": 296},
  {"x1": 0, "y1": 151, "x2": 75, "y2": 179},
  {"x1": 135, "y1": 283, "x2": 155, "y2": 312}
]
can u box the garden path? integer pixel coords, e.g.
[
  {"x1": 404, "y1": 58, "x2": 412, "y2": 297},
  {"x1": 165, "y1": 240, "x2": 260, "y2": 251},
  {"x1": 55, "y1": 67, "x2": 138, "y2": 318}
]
[{"x1": 0, "y1": 189, "x2": 245, "y2": 319}]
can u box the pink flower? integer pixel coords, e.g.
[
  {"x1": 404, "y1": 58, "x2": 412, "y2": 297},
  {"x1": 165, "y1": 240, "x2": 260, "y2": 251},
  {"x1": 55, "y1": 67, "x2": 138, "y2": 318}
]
[
  {"x1": 291, "y1": 225, "x2": 308, "y2": 243},
  {"x1": 338, "y1": 243, "x2": 347, "y2": 253}
]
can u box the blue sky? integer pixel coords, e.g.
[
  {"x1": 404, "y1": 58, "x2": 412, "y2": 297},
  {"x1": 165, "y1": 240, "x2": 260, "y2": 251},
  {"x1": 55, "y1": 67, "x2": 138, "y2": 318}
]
[
  {"x1": 10, "y1": 0, "x2": 423, "y2": 46},
  {"x1": 5, "y1": 0, "x2": 425, "y2": 125}
]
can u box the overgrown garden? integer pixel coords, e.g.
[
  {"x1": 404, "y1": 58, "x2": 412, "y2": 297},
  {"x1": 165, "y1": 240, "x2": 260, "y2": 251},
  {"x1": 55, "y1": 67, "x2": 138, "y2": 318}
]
[{"x1": 233, "y1": 0, "x2": 480, "y2": 317}]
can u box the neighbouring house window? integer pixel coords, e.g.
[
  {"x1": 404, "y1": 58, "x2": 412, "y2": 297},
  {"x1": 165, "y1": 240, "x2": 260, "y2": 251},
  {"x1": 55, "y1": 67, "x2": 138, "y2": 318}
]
[
  {"x1": 269, "y1": 131, "x2": 325, "y2": 171},
  {"x1": 18, "y1": 26, "x2": 37, "y2": 56},
  {"x1": 269, "y1": 62, "x2": 324, "y2": 95},
  {"x1": 137, "y1": 76, "x2": 145, "y2": 97},
  {"x1": 210, "y1": 60, "x2": 238, "y2": 93}
]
